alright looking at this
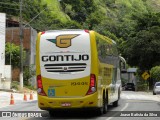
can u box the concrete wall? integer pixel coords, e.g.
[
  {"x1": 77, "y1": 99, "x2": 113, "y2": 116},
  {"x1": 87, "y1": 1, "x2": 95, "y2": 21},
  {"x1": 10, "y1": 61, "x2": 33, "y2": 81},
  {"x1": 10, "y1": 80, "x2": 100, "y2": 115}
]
[
  {"x1": 0, "y1": 65, "x2": 11, "y2": 89},
  {"x1": 0, "y1": 13, "x2": 6, "y2": 78}
]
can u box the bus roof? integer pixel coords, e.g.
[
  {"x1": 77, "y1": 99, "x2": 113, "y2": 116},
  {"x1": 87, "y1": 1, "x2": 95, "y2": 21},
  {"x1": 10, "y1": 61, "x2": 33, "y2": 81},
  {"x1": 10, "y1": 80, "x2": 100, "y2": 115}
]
[
  {"x1": 39, "y1": 29, "x2": 116, "y2": 45},
  {"x1": 94, "y1": 31, "x2": 115, "y2": 45}
]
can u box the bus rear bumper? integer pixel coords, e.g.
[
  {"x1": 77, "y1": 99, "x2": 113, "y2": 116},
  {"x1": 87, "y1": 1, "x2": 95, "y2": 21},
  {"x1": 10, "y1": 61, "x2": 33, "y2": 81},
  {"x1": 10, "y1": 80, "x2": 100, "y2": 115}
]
[
  {"x1": 38, "y1": 93, "x2": 100, "y2": 110},
  {"x1": 40, "y1": 107, "x2": 101, "y2": 112}
]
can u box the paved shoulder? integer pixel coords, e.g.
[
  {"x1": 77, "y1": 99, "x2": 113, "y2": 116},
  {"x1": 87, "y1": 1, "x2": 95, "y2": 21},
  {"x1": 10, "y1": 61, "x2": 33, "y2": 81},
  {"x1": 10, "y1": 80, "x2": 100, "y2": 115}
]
[
  {"x1": 121, "y1": 91, "x2": 160, "y2": 101},
  {"x1": 0, "y1": 91, "x2": 37, "y2": 109}
]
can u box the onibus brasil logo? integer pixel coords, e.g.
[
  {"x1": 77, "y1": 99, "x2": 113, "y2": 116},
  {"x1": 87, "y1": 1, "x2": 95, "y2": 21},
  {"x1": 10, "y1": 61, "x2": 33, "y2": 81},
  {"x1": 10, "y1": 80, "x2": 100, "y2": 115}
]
[{"x1": 47, "y1": 34, "x2": 79, "y2": 48}]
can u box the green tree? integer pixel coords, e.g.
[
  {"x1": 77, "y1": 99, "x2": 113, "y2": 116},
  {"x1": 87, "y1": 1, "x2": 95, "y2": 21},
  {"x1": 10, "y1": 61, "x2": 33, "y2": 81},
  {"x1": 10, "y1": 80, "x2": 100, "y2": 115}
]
[
  {"x1": 5, "y1": 42, "x2": 26, "y2": 68},
  {"x1": 0, "y1": 0, "x2": 19, "y2": 18},
  {"x1": 59, "y1": 0, "x2": 88, "y2": 24},
  {"x1": 122, "y1": 12, "x2": 160, "y2": 71},
  {"x1": 23, "y1": 65, "x2": 35, "y2": 86},
  {"x1": 150, "y1": 66, "x2": 160, "y2": 83}
]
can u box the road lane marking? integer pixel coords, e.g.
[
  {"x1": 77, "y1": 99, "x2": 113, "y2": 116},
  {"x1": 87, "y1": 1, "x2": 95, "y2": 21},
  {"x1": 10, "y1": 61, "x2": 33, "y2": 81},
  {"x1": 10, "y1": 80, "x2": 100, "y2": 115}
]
[
  {"x1": 120, "y1": 103, "x2": 129, "y2": 111},
  {"x1": 105, "y1": 103, "x2": 129, "y2": 120}
]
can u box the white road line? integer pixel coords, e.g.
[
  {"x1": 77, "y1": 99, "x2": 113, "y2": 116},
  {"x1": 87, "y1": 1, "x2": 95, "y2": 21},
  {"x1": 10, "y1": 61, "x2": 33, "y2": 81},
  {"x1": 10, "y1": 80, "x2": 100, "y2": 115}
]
[
  {"x1": 120, "y1": 103, "x2": 129, "y2": 111},
  {"x1": 105, "y1": 103, "x2": 129, "y2": 120}
]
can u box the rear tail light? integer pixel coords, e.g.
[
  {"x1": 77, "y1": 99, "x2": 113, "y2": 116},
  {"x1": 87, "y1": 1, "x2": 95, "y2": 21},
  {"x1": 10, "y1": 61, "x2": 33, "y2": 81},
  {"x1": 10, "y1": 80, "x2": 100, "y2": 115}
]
[
  {"x1": 84, "y1": 30, "x2": 89, "y2": 33},
  {"x1": 37, "y1": 75, "x2": 42, "y2": 88},
  {"x1": 41, "y1": 31, "x2": 45, "y2": 35},
  {"x1": 86, "y1": 74, "x2": 96, "y2": 95},
  {"x1": 37, "y1": 75, "x2": 46, "y2": 96}
]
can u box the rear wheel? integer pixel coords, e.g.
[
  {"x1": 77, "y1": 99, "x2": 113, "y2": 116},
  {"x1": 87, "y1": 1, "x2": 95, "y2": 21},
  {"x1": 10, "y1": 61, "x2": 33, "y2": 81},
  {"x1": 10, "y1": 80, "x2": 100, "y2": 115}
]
[
  {"x1": 113, "y1": 89, "x2": 120, "y2": 107},
  {"x1": 97, "y1": 93, "x2": 108, "y2": 115},
  {"x1": 113, "y1": 100, "x2": 118, "y2": 107},
  {"x1": 49, "y1": 110, "x2": 54, "y2": 117},
  {"x1": 103, "y1": 94, "x2": 108, "y2": 114},
  {"x1": 118, "y1": 88, "x2": 120, "y2": 99},
  {"x1": 153, "y1": 92, "x2": 156, "y2": 95}
]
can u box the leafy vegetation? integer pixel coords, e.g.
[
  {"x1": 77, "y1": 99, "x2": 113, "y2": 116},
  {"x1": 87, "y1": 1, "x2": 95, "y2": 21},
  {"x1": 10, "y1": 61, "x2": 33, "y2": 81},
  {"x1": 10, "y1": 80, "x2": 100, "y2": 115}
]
[
  {"x1": 150, "y1": 66, "x2": 160, "y2": 83},
  {"x1": 11, "y1": 81, "x2": 36, "y2": 91},
  {"x1": 0, "y1": 0, "x2": 19, "y2": 18},
  {"x1": 11, "y1": 81, "x2": 19, "y2": 90},
  {"x1": 122, "y1": 12, "x2": 160, "y2": 71},
  {"x1": 5, "y1": 43, "x2": 26, "y2": 68},
  {"x1": 23, "y1": 65, "x2": 35, "y2": 86}
]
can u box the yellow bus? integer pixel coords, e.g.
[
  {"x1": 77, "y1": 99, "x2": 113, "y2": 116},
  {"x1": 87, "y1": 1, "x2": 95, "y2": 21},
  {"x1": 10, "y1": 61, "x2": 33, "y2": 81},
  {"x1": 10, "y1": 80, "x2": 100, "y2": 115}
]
[{"x1": 36, "y1": 30, "x2": 125, "y2": 115}]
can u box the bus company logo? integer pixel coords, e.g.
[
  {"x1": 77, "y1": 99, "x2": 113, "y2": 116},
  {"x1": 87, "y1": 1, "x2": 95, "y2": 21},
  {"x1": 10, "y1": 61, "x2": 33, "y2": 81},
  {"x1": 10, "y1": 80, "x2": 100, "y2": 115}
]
[
  {"x1": 47, "y1": 34, "x2": 79, "y2": 48},
  {"x1": 63, "y1": 67, "x2": 68, "y2": 71}
]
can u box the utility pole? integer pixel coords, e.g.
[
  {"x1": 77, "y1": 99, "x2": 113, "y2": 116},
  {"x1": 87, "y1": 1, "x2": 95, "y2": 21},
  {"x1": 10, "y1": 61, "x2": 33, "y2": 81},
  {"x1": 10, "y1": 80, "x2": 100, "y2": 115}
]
[{"x1": 19, "y1": 0, "x2": 23, "y2": 91}]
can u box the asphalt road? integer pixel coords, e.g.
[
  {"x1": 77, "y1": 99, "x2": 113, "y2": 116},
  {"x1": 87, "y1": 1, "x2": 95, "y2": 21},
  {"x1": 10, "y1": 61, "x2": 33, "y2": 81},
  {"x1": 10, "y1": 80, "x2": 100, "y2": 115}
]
[{"x1": 0, "y1": 91, "x2": 160, "y2": 120}]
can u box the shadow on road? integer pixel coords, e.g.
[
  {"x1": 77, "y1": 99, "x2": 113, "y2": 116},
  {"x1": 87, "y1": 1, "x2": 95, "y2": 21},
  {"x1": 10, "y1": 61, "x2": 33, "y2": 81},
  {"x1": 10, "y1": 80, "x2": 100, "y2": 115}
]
[
  {"x1": 49, "y1": 110, "x2": 99, "y2": 119},
  {"x1": 26, "y1": 103, "x2": 122, "y2": 120},
  {"x1": 39, "y1": 105, "x2": 116, "y2": 119}
]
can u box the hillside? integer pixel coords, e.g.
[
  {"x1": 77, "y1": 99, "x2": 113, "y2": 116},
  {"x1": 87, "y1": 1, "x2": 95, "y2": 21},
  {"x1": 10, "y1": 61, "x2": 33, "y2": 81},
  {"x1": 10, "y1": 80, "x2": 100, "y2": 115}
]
[
  {"x1": 43, "y1": 0, "x2": 160, "y2": 33},
  {"x1": 42, "y1": 0, "x2": 69, "y2": 23}
]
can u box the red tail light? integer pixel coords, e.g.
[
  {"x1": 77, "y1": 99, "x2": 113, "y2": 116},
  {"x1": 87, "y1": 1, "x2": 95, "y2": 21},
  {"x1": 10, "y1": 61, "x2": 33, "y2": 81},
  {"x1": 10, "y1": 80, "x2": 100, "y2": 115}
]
[
  {"x1": 37, "y1": 75, "x2": 46, "y2": 96},
  {"x1": 37, "y1": 75, "x2": 42, "y2": 88},
  {"x1": 86, "y1": 74, "x2": 96, "y2": 95},
  {"x1": 84, "y1": 30, "x2": 89, "y2": 33},
  {"x1": 41, "y1": 31, "x2": 45, "y2": 35},
  {"x1": 90, "y1": 74, "x2": 96, "y2": 87}
]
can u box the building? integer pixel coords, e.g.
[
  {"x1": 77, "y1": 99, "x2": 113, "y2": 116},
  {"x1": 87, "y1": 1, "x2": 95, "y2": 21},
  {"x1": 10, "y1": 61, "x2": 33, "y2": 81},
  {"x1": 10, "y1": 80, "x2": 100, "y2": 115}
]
[
  {"x1": 6, "y1": 27, "x2": 37, "y2": 81},
  {"x1": 0, "y1": 13, "x2": 12, "y2": 89}
]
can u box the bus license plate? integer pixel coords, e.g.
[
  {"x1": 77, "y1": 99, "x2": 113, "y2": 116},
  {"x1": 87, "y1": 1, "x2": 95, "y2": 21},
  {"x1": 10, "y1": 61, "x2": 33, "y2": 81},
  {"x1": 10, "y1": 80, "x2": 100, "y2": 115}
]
[{"x1": 61, "y1": 102, "x2": 71, "y2": 107}]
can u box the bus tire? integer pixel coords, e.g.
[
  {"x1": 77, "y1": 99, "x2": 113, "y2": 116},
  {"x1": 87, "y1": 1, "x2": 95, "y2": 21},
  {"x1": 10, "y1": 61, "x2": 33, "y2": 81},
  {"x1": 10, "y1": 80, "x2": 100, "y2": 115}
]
[
  {"x1": 97, "y1": 93, "x2": 108, "y2": 115},
  {"x1": 153, "y1": 92, "x2": 156, "y2": 95},
  {"x1": 113, "y1": 100, "x2": 118, "y2": 107},
  {"x1": 97, "y1": 106, "x2": 103, "y2": 115},
  {"x1": 103, "y1": 92, "x2": 108, "y2": 114},
  {"x1": 118, "y1": 88, "x2": 120, "y2": 100},
  {"x1": 49, "y1": 110, "x2": 54, "y2": 117},
  {"x1": 113, "y1": 88, "x2": 120, "y2": 107}
]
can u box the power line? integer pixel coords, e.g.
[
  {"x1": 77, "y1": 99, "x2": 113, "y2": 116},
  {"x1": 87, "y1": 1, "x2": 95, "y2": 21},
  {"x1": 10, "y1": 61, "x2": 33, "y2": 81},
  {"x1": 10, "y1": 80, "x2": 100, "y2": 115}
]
[{"x1": 24, "y1": 7, "x2": 47, "y2": 27}]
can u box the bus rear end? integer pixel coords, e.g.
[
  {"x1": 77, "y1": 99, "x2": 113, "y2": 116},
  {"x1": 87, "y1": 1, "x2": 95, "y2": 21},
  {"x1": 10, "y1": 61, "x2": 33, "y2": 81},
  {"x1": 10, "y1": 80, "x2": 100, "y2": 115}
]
[{"x1": 36, "y1": 30, "x2": 98, "y2": 111}]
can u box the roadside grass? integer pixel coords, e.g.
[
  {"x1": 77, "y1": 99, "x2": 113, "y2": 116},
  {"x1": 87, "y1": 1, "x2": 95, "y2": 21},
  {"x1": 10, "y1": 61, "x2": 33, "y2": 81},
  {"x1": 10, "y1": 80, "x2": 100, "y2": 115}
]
[{"x1": 11, "y1": 81, "x2": 37, "y2": 93}]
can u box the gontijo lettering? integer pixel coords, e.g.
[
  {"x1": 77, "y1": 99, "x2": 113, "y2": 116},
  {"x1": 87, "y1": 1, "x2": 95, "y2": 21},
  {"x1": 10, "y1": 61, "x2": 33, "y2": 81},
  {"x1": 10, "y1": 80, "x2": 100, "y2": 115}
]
[{"x1": 42, "y1": 54, "x2": 89, "y2": 62}]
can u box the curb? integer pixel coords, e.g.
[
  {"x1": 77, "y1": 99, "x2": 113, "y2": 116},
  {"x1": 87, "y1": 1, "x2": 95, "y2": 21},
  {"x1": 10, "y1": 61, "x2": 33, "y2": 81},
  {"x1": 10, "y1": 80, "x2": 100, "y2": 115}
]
[
  {"x1": 0, "y1": 89, "x2": 13, "y2": 92},
  {"x1": 0, "y1": 89, "x2": 37, "y2": 94}
]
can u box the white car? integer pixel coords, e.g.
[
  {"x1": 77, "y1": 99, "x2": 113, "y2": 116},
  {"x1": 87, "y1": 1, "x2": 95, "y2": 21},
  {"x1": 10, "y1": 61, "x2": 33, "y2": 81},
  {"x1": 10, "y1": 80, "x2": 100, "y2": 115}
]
[{"x1": 153, "y1": 82, "x2": 160, "y2": 95}]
